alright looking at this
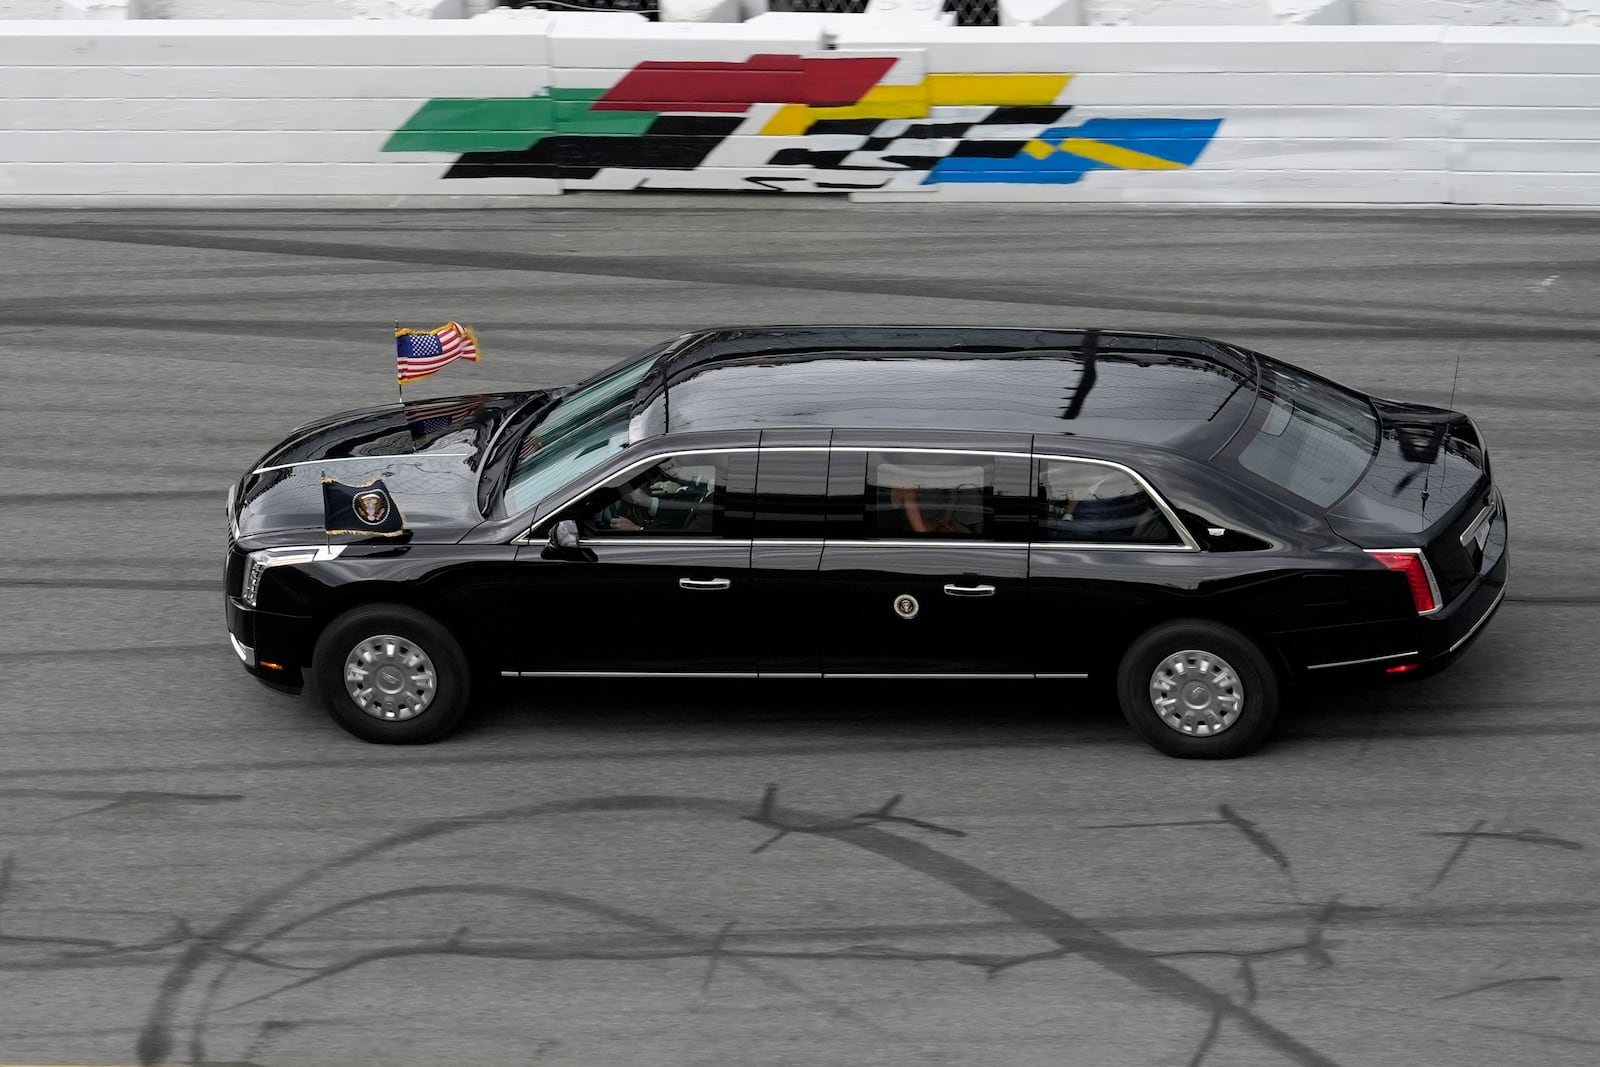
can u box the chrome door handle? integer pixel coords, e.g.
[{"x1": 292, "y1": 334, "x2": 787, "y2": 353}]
[
  {"x1": 679, "y1": 578, "x2": 732, "y2": 591},
  {"x1": 944, "y1": 583, "x2": 996, "y2": 597}
]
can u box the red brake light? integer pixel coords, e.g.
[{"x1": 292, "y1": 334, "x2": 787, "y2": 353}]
[
  {"x1": 1368, "y1": 551, "x2": 1438, "y2": 614},
  {"x1": 1386, "y1": 663, "x2": 1421, "y2": 674}
]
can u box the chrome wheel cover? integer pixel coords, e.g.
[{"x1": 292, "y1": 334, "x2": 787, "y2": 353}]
[
  {"x1": 1148, "y1": 649, "x2": 1244, "y2": 737},
  {"x1": 343, "y1": 634, "x2": 438, "y2": 722}
]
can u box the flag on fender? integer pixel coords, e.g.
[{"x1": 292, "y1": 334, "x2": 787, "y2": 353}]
[
  {"x1": 396, "y1": 322, "x2": 480, "y2": 384},
  {"x1": 322, "y1": 477, "x2": 407, "y2": 537}
]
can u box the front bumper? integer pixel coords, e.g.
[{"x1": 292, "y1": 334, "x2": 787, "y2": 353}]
[{"x1": 225, "y1": 596, "x2": 312, "y2": 695}]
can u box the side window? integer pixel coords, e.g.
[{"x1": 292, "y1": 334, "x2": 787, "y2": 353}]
[
  {"x1": 866, "y1": 451, "x2": 994, "y2": 540},
  {"x1": 1037, "y1": 459, "x2": 1181, "y2": 545},
  {"x1": 754, "y1": 450, "x2": 828, "y2": 539},
  {"x1": 577, "y1": 453, "x2": 732, "y2": 538}
]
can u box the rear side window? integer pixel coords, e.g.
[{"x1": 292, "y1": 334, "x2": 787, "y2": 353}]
[
  {"x1": 1235, "y1": 366, "x2": 1379, "y2": 508},
  {"x1": 754, "y1": 449, "x2": 828, "y2": 539},
  {"x1": 1037, "y1": 460, "x2": 1181, "y2": 545},
  {"x1": 866, "y1": 451, "x2": 994, "y2": 539}
]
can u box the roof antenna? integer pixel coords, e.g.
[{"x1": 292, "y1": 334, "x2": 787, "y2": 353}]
[{"x1": 1421, "y1": 355, "x2": 1461, "y2": 520}]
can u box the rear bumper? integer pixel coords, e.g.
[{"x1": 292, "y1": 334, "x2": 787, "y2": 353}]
[
  {"x1": 1290, "y1": 522, "x2": 1507, "y2": 682},
  {"x1": 1416, "y1": 543, "x2": 1508, "y2": 669},
  {"x1": 225, "y1": 596, "x2": 311, "y2": 695}
]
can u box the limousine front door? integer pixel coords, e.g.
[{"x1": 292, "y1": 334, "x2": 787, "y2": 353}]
[{"x1": 510, "y1": 446, "x2": 759, "y2": 675}]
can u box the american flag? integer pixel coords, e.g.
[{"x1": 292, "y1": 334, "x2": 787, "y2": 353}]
[{"x1": 396, "y1": 321, "x2": 480, "y2": 384}]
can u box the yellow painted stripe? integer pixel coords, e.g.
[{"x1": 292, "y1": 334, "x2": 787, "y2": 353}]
[
  {"x1": 926, "y1": 73, "x2": 1071, "y2": 107},
  {"x1": 1057, "y1": 137, "x2": 1188, "y2": 170},
  {"x1": 759, "y1": 104, "x2": 812, "y2": 137},
  {"x1": 758, "y1": 84, "x2": 929, "y2": 135}
]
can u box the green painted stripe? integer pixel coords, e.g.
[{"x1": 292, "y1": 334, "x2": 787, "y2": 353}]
[
  {"x1": 554, "y1": 100, "x2": 658, "y2": 136},
  {"x1": 384, "y1": 129, "x2": 549, "y2": 153},
  {"x1": 384, "y1": 90, "x2": 659, "y2": 152},
  {"x1": 383, "y1": 97, "x2": 553, "y2": 153}
]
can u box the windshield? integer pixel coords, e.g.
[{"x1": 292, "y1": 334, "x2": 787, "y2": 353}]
[
  {"x1": 1234, "y1": 364, "x2": 1379, "y2": 508},
  {"x1": 503, "y1": 353, "x2": 658, "y2": 513}
]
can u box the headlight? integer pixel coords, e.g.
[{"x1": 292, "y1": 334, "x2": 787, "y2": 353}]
[{"x1": 242, "y1": 545, "x2": 345, "y2": 608}]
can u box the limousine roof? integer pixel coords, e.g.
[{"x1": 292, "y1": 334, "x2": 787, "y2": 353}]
[{"x1": 654, "y1": 326, "x2": 1261, "y2": 454}]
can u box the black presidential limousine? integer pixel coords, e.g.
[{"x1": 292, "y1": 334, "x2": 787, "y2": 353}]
[{"x1": 224, "y1": 326, "x2": 1508, "y2": 757}]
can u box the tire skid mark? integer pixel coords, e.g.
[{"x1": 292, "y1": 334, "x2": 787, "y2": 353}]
[
  {"x1": 1427, "y1": 819, "x2": 1488, "y2": 892},
  {"x1": 1438, "y1": 975, "x2": 1564, "y2": 1001},
  {"x1": 0, "y1": 788, "x2": 243, "y2": 821},
  {"x1": 198, "y1": 884, "x2": 882, "y2": 1034},
  {"x1": 139, "y1": 793, "x2": 1344, "y2": 1067}
]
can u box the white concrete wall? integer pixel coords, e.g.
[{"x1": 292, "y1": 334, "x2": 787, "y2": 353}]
[{"x1": 1, "y1": 18, "x2": 1597, "y2": 204}]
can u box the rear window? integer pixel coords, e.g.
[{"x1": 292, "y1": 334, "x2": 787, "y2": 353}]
[{"x1": 1234, "y1": 366, "x2": 1379, "y2": 507}]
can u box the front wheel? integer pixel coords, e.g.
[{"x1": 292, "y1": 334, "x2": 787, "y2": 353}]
[
  {"x1": 312, "y1": 604, "x2": 471, "y2": 744},
  {"x1": 1116, "y1": 620, "x2": 1280, "y2": 759}
]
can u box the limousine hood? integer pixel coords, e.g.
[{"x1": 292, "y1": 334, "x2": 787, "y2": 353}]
[{"x1": 231, "y1": 391, "x2": 545, "y2": 545}]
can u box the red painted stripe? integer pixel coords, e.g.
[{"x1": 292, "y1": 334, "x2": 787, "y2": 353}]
[{"x1": 592, "y1": 54, "x2": 897, "y2": 113}]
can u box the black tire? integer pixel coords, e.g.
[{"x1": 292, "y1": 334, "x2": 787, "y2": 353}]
[
  {"x1": 312, "y1": 604, "x2": 472, "y2": 744},
  {"x1": 1115, "y1": 619, "x2": 1280, "y2": 759}
]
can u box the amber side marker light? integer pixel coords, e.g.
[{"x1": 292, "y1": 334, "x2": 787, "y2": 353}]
[
  {"x1": 258, "y1": 661, "x2": 285, "y2": 671},
  {"x1": 1386, "y1": 663, "x2": 1421, "y2": 674}
]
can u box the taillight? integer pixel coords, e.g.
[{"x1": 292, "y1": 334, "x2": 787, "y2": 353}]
[{"x1": 1368, "y1": 550, "x2": 1439, "y2": 614}]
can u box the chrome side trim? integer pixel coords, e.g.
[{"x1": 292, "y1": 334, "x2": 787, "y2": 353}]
[
  {"x1": 1459, "y1": 499, "x2": 1498, "y2": 548},
  {"x1": 228, "y1": 632, "x2": 255, "y2": 668},
  {"x1": 837, "y1": 446, "x2": 1034, "y2": 459},
  {"x1": 824, "y1": 673, "x2": 1034, "y2": 680},
  {"x1": 584, "y1": 538, "x2": 754, "y2": 548},
  {"x1": 1030, "y1": 542, "x2": 1195, "y2": 553},
  {"x1": 500, "y1": 670, "x2": 1039, "y2": 680},
  {"x1": 761, "y1": 672, "x2": 823, "y2": 678},
  {"x1": 825, "y1": 539, "x2": 1018, "y2": 549},
  {"x1": 252, "y1": 453, "x2": 471, "y2": 475},
  {"x1": 1448, "y1": 585, "x2": 1507, "y2": 654},
  {"x1": 1037, "y1": 673, "x2": 1090, "y2": 679},
  {"x1": 1305, "y1": 650, "x2": 1419, "y2": 671},
  {"x1": 750, "y1": 539, "x2": 1193, "y2": 552},
  {"x1": 508, "y1": 671, "x2": 758, "y2": 678}
]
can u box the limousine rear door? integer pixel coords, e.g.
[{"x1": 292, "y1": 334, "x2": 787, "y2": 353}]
[{"x1": 817, "y1": 434, "x2": 1033, "y2": 677}]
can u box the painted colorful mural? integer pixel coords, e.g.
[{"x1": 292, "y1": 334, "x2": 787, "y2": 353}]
[{"x1": 383, "y1": 54, "x2": 1221, "y2": 192}]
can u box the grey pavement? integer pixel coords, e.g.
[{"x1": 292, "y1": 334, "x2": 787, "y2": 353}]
[{"x1": 0, "y1": 204, "x2": 1596, "y2": 1067}]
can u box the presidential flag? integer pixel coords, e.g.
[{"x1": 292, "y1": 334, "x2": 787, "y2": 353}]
[
  {"x1": 323, "y1": 477, "x2": 407, "y2": 537},
  {"x1": 396, "y1": 321, "x2": 480, "y2": 384}
]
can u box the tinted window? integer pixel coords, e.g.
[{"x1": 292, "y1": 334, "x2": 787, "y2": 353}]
[
  {"x1": 1235, "y1": 366, "x2": 1379, "y2": 508},
  {"x1": 866, "y1": 451, "x2": 994, "y2": 539},
  {"x1": 503, "y1": 351, "x2": 660, "y2": 513},
  {"x1": 577, "y1": 454, "x2": 736, "y2": 538},
  {"x1": 754, "y1": 450, "x2": 828, "y2": 539},
  {"x1": 1037, "y1": 460, "x2": 1180, "y2": 545}
]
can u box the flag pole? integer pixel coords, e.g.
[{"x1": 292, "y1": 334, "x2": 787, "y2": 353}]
[{"x1": 394, "y1": 320, "x2": 403, "y2": 408}]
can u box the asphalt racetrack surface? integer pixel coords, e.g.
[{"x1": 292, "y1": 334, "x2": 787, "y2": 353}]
[{"x1": 1, "y1": 204, "x2": 1597, "y2": 1067}]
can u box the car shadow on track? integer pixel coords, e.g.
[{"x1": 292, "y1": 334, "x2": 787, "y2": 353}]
[{"x1": 462, "y1": 676, "x2": 1137, "y2": 754}]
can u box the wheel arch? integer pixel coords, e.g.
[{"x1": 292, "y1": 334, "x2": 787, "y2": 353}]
[{"x1": 304, "y1": 582, "x2": 490, "y2": 675}]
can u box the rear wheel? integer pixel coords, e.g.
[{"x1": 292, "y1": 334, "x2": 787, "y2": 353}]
[
  {"x1": 312, "y1": 604, "x2": 471, "y2": 744},
  {"x1": 1116, "y1": 620, "x2": 1279, "y2": 758}
]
